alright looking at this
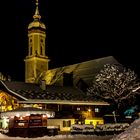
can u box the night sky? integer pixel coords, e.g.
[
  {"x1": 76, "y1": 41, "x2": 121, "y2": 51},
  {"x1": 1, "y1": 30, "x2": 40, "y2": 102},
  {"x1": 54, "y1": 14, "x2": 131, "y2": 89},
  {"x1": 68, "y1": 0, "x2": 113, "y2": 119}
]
[{"x1": 0, "y1": 0, "x2": 139, "y2": 81}]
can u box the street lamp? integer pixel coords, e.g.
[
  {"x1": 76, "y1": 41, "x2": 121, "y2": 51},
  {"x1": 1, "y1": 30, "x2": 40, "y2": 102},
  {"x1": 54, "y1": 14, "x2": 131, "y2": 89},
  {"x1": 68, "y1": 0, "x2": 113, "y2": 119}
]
[{"x1": 112, "y1": 111, "x2": 117, "y2": 123}]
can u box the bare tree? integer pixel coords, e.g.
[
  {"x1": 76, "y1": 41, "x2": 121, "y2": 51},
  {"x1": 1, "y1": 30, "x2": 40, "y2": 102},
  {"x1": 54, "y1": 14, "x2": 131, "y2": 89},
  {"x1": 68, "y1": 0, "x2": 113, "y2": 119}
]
[{"x1": 87, "y1": 64, "x2": 140, "y2": 111}]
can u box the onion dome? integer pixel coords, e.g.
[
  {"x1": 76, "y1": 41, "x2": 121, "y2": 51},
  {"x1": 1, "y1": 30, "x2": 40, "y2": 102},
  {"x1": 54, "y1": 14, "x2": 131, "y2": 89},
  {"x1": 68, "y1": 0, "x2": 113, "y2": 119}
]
[{"x1": 28, "y1": 0, "x2": 46, "y2": 30}]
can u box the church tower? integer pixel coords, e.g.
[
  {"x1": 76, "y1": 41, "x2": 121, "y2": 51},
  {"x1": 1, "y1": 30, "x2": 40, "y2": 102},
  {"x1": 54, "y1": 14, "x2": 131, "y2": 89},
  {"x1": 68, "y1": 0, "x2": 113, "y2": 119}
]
[{"x1": 24, "y1": 0, "x2": 49, "y2": 83}]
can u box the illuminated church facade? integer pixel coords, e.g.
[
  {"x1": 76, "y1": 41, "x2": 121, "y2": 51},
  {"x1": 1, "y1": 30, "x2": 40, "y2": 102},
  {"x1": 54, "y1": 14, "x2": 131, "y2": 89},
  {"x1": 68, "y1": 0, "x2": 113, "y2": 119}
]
[{"x1": 0, "y1": 0, "x2": 119, "y2": 131}]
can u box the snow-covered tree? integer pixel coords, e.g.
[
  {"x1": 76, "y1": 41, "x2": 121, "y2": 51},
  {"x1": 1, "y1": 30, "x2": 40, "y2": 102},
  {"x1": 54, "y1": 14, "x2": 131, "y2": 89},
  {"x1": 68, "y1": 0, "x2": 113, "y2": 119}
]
[{"x1": 87, "y1": 64, "x2": 140, "y2": 111}]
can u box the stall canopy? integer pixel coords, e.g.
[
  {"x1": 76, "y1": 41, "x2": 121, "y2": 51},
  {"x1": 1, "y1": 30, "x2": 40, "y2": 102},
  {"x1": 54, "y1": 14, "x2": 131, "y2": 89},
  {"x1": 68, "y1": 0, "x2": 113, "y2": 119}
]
[{"x1": 0, "y1": 107, "x2": 55, "y2": 118}]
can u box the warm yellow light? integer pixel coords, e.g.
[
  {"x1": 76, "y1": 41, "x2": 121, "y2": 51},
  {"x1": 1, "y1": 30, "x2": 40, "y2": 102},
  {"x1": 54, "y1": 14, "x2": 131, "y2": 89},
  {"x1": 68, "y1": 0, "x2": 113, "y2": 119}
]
[
  {"x1": 42, "y1": 114, "x2": 47, "y2": 118},
  {"x1": 85, "y1": 118, "x2": 104, "y2": 128},
  {"x1": 20, "y1": 117, "x2": 23, "y2": 120},
  {"x1": 88, "y1": 108, "x2": 91, "y2": 112}
]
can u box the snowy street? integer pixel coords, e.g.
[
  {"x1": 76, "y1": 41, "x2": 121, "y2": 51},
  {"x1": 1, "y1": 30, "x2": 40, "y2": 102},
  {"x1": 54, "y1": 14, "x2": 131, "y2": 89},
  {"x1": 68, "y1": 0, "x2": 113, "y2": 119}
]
[{"x1": 0, "y1": 133, "x2": 114, "y2": 140}]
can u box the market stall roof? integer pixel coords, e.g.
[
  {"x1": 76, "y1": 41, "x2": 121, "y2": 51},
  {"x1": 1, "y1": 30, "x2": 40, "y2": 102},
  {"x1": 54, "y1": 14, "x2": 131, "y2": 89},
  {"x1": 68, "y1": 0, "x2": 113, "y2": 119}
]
[{"x1": 0, "y1": 107, "x2": 55, "y2": 118}]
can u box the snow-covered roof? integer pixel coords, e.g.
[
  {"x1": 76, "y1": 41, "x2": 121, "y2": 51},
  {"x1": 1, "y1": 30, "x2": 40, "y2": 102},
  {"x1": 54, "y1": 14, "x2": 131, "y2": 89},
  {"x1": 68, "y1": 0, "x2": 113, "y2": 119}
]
[
  {"x1": 1, "y1": 107, "x2": 55, "y2": 118},
  {"x1": 45, "y1": 56, "x2": 118, "y2": 86},
  {"x1": 0, "y1": 80, "x2": 109, "y2": 105}
]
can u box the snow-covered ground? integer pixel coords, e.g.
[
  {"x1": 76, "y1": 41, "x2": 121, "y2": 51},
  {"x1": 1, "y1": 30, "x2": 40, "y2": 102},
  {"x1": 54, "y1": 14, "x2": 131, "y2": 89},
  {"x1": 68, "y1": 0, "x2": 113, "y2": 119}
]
[
  {"x1": 0, "y1": 133, "x2": 114, "y2": 140},
  {"x1": 1, "y1": 118, "x2": 140, "y2": 140},
  {"x1": 2, "y1": 117, "x2": 140, "y2": 140},
  {"x1": 3, "y1": 118, "x2": 140, "y2": 140},
  {"x1": 111, "y1": 118, "x2": 140, "y2": 140}
]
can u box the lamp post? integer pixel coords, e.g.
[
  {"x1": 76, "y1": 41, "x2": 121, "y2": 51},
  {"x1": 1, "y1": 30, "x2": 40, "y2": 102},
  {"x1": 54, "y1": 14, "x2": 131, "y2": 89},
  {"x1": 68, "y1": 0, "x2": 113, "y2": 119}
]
[{"x1": 112, "y1": 111, "x2": 117, "y2": 123}]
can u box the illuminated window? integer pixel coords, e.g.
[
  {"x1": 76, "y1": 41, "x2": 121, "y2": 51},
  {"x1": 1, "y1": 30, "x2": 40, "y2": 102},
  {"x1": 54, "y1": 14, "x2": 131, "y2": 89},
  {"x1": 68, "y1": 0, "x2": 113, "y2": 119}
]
[
  {"x1": 63, "y1": 120, "x2": 71, "y2": 127},
  {"x1": 77, "y1": 107, "x2": 80, "y2": 111},
  {"x1": 95, "y1": 108, "x2": 99, "y2": 112}
]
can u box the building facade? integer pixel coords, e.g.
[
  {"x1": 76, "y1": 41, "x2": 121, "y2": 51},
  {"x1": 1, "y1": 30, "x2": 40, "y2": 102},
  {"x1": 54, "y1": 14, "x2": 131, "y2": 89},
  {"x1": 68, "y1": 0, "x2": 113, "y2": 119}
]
[{"x1": 0, "y1": 0, "x2": 119, "y2": 132}]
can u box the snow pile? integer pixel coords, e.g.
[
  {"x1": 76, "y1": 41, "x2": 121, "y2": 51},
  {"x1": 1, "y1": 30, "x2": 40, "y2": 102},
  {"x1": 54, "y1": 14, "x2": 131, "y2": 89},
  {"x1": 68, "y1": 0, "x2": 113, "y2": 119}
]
[
  {"x1": 70, "y1": 124, "x2": 94, "y2": 134},
  {"x1": 111, "y1": 118, "x2": 140, "y2": 140},
  {"x1": 0, "y1": 133, "x2": 9, "y2": 138}
]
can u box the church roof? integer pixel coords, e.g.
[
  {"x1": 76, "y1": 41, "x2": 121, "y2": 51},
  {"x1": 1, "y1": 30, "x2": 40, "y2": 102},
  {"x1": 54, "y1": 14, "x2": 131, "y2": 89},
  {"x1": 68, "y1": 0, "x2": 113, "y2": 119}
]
[
  {"x1": 0, "y1": 80, "x2": 109, "y2": 105},
  {"x1": 44, "y1": 56, "x2": 119, "y2": 86},
  {"x1": 0, "y1": 56, "x2": 118, "y2": 106}
]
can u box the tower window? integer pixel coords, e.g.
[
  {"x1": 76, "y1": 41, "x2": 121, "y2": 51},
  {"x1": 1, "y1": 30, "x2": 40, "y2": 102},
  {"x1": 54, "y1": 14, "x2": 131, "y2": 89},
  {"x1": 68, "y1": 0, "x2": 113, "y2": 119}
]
[
  {"x1": 40, "y1": 39, "x2": 43, "y2": 43},
  {"x1": 30, "y1": 47, "x2": 32, "y2": 55},
  {"x1": 30, "y1": 39, "x2": 32, "y2": 42},
  {"x1": 35, "y1": 50, "x2": 38, "y2": 56},
  {"x1": 40, "y1": 46, "x2": 43, "y2": 55}
]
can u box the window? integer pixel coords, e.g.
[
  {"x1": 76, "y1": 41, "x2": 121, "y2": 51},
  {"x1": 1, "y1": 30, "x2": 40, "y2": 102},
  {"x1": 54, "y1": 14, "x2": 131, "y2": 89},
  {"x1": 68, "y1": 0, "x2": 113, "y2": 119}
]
[
  {"x1": 95, "y1": 108, "x2": 99, "y2": 112},
  {"x1": 90, "y1": 121, "x2": 93, "y2": 125},
  {"x1": 63, "y1": 120, "x2": 71, "y2": 127},
  {"x1": 30, "y1": 47, "x2": 32, "y2": 55},
  {"x1": 77, "y1": 107, "x2": 80, "y2": 111},
  {"x1": 40, "y1": 46, "x2": 43, "y2": 55},
  {"x1": 30, "y1": 39, "x2": 32, "y2": 42},
  {"x1": 40, "y1": 39, "x2": 43, "y2": 42}
]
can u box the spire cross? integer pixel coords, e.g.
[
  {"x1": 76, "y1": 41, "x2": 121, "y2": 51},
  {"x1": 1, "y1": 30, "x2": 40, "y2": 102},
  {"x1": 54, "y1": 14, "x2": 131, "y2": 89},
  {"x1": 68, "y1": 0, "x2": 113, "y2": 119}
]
[
  {"x1": 36, "y1": 0, "x2": 39, "y2": 6},
  {"x1": 33, "y1": 0, "x2": 41, "y2": 20}
]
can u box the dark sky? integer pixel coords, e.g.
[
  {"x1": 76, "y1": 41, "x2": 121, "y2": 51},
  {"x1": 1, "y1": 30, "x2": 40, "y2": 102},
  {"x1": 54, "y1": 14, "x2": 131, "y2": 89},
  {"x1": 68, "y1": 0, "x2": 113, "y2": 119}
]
[{"x1": 0, "y1": 0, "x2": 139, "y2": 81}]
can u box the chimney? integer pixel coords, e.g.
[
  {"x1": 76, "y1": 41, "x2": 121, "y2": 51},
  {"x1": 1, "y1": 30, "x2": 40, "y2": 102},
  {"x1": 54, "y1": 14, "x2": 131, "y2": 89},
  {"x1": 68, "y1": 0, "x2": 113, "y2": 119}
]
[{"x1": 40, "y1": 80, "x2": 46, "y2": 90}]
